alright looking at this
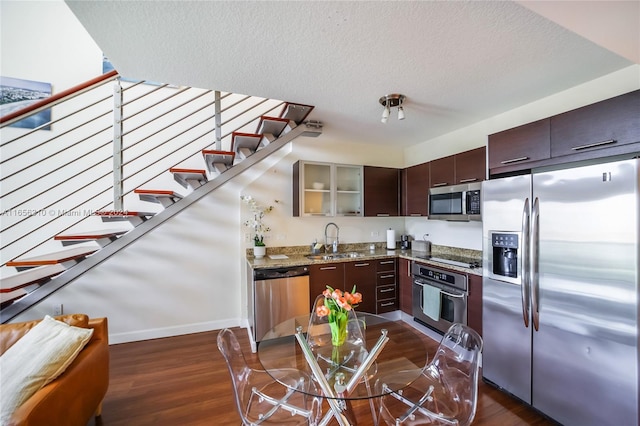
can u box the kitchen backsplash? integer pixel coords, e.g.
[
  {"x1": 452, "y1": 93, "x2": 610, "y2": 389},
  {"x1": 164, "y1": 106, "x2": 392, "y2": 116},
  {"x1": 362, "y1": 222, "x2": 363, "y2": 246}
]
[{"x1": 246, "y1": 242, "x2": 481, "y2": 260}]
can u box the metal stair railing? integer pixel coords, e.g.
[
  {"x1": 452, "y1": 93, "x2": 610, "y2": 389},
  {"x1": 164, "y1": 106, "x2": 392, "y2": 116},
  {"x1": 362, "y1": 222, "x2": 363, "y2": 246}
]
[
  {"x1": 1, "y1": 71, "x2": 322, "y2": 323},
  {"x1": 0, "y1": 71, "x2": 286, "y2": 267}
]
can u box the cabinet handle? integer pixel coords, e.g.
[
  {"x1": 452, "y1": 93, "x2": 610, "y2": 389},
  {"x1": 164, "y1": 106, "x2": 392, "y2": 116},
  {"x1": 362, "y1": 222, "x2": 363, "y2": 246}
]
[
  {"x1": 459, "y1": 178, "x2": 478, "y2": 183},
  {"x1": 380, "y1": 288, "x2": 395, "y2": 293},
  {"x1": 432, "y1": 182, "x2": 448, "y2": 187},
  {"x1": 571, "y1": 139, "x2": 616, "y2": 151},
  {"x1": 380, "y1": 274, "x2": 395, "y2": 279},
  {"x1": 380, "y1": 302, "x2": 395, "y2": 307},
  {"x1": 354, "y1": 263, "x2": 370, "y2": 267},
  {"x1": 320, "y1": 266, "x2": 337, "y2": 270},
  {"x1": 501, "y1": 156, "x2": 529, "y2": 164},
  {"x1": 379, "y1": 260, "x2": 394, "y2": 265},
  {"x1": 376, "y1": 213, "x2": 390, "y2": 217}
]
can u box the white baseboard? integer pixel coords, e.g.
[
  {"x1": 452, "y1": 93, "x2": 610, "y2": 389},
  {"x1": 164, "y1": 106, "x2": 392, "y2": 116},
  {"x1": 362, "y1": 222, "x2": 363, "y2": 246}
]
[{"x1": 108, "y1": 318, "x2": 242, "y2": 344}]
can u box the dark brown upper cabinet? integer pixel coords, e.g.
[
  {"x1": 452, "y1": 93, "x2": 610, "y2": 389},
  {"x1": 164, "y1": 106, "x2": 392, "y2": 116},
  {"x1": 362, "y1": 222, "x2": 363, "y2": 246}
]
[
  {"x1": 429, "y1": 155, "x2": 455, "y2": 188},
  {"x1": 488, "y1": 90, "x2": 640, "y2": 177},
  {"x1": 488, "y1": 118, "x2": 551, "y2": 176},
  {"x1": 551, "y1": 90, "x2": 640, "y2": 159},
  {"x1": 401, "y1": 162, "x2": 430, "y2": 217},
  {"x1": 455, "y1": 147, "x2": 486, "y2": 184},
  {"x1": 363, "y1": 166, "x2": 400, "y2": 217}
]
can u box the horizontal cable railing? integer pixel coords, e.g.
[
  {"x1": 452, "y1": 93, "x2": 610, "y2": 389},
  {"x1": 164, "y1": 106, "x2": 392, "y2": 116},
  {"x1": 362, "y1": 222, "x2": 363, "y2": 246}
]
[{"x1": 0, "y1": 72, "x2": 286, "y2": 267}]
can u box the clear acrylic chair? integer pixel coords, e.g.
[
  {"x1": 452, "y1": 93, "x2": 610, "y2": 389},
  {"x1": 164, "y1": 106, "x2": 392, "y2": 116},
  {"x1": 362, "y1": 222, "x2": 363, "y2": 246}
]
[
  {"x1": 376, "y1": 323, "x2": 484, "y2": 426},
  {"x1": 217, "y1": 328, "x2": 322, "y2": 425}
]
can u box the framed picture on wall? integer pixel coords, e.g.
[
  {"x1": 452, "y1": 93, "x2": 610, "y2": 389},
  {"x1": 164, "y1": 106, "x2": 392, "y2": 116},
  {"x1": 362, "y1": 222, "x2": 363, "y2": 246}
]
[{"x1": 0, "y1": 76, "x2": 52, "y2": 130}]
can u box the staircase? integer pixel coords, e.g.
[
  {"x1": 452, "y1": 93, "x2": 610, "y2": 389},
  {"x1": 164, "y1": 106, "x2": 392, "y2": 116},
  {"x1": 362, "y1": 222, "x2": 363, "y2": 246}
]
[{"x1": 0, "y1": 72, "x2": 322, "y2": 322}]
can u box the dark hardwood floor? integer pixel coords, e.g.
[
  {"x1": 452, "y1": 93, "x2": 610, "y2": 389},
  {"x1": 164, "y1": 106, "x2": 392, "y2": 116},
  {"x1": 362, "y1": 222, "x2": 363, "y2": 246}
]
[{"x1": 93, "y1": 322, "x2": 556, "y2": 426}]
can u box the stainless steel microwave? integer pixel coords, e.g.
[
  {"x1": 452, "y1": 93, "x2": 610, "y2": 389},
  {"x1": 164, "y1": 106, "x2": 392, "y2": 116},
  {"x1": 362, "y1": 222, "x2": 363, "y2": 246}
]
[{"x1": 428, "y1": 182, "x2": 482, "y2": 221}]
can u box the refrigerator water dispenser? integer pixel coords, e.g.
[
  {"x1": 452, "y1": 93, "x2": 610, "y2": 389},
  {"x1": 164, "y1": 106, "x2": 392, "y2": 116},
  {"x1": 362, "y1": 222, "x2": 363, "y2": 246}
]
[{"x1": 491, "y1": 232, "x2": 519, "y2": 279}]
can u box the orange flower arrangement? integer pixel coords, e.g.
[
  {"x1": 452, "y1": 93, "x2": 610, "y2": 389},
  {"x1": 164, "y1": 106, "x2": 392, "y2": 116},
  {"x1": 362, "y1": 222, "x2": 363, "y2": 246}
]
[{"x1": 316, "y1": 285, "x2": 362, "y2": 346}]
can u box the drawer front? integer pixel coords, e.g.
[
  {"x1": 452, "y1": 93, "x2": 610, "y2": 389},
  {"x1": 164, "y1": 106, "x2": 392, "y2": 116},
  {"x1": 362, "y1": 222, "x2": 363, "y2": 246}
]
[
  {"x1": 377, "y1": 284, "x2": 397, "y2": 301},
  {"x1": 376, "y1": 259, "x2": 396, "y2": 272},
  {"x1": 377, "y1": 299, "x2": 397, "y2": 314},
  {"x1": 377, "y1": 272, "x2": 396, "y2": 286}
]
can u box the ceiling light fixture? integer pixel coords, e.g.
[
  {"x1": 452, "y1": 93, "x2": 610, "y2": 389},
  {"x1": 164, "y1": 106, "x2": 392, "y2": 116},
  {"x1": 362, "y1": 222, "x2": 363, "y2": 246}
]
[
  {"x1": 379, "y1": 94, "x2": 406, "y2": 123},
  {"x1": 381, "y1": 105, "x2": 390, "y2": 123}
]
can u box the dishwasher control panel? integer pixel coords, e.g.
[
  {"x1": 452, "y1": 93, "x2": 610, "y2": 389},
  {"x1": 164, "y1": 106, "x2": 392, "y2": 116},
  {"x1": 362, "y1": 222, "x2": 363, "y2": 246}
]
[{"x1": 254, "y1": 266, "x2": 309, "y2": 280}]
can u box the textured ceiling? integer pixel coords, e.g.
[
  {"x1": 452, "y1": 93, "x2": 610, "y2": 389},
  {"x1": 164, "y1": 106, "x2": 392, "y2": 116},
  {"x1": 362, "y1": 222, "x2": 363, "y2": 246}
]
[{"x1": 65, "y1": 1, "x2": 636, "y2": 148}]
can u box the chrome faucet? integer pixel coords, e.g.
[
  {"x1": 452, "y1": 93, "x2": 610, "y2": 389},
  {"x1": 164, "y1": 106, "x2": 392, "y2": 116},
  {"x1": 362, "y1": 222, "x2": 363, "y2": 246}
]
[{"x1": 324, "y1": 222, "x2": 339, "y2": 253}]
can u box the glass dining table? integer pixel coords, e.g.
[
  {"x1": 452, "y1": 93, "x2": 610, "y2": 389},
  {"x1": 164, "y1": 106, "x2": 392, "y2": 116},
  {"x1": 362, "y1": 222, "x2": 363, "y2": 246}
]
[{"x1": 258, "y1": 312, "x2": 428, "y2": 426}]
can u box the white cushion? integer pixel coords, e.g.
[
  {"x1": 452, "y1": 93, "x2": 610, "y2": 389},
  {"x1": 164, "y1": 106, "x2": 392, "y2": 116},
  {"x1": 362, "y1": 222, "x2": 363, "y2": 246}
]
[{"x1": 0, "y1": 315, "x2": 93, "y2": 425}]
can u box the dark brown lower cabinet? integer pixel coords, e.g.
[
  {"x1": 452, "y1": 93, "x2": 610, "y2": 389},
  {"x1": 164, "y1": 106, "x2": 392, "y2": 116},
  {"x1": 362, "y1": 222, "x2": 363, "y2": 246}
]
[
  {"x1": 309, "y1": 259, "x2": 400, "y2": 315},
  {"x1": 467, "y1": 274, "x2": 482, "y2": 337},
  {"x1": 345, "y1": 260, "x2": 377, "y2": 314},
  {"x1": 309, "y1": 262, "x2": 344, "y2": 309},
  {"x1": 376, "y1": 259, "x2": 397, "y2": 313},
  {"x1": 398, "y1": 258, "x2": 413, "y2": 315}
]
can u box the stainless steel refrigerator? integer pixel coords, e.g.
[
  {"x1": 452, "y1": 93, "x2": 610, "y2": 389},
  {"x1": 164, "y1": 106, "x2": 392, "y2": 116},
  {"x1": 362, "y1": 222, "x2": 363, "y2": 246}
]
[{"x1": 482, "y1": 157, "x2": 639, "y2": 426}]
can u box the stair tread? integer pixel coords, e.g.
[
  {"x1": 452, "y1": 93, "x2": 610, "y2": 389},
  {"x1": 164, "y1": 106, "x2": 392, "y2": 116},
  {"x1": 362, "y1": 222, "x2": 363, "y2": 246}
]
[
  {"x1": 202, "y1": 150, "x2": 235, "y2": 166},
  {"x1": 54, "y1": 229, "x2": 129, "y2": 240},
  {"x1": 1, "y1": 288, "x2": 28, "y2": 305},
  {"x1": 1, "y1": 264, "x2": 65, "y2": 293},
  {"x1": 201, "y1": 149, "x2": 235, "y2": 155},
  {"x1": 169, "y1": 168, "x2": 207, "y2": 176},
  {"x1": 169, "y1": 168, "x2": 208, "y2": 181},
  {"x1": 280, "y1": 102, "x2": 314, "y2": 124},
  {"x1": 233, "y1": 132, "x2": 263, "y2": 151},
  {"x1": 134, "y1": 189, "x2": 184, "y2": 197},
  {"x1": 6, "y1": 246, "x2": 98, "y2": 267},
  {"x1": 94, "y1": 211, "x2": 155, "y2": 218},
  {"x1": 256, "y1": 116, "x2": 289, "y2": 137},
  {"x1": 170, "y1": 168, "x2": 208, "y2": 189}
]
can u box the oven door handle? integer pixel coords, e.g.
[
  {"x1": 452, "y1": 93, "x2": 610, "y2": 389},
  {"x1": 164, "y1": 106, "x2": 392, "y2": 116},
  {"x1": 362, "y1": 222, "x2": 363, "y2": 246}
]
[
  {"x1": 415, "y1": 281, "x2": 465, "y2": 299},
  {"x1": 439, "y1": 289, "x2": 465, "y2": 299}
]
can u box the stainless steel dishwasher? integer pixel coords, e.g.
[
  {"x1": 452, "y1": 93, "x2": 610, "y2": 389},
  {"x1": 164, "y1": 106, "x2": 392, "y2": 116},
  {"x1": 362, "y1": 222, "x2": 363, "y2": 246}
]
[{"x1": 251, "y1": 266, "x2": 310, "y2": 343}]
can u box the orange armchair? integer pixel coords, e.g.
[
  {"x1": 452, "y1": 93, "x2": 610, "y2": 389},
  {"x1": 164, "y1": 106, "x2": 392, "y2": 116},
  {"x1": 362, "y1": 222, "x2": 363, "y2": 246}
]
[{"x1": 0, "y1": 314, "x2": 109, "y2": 426}]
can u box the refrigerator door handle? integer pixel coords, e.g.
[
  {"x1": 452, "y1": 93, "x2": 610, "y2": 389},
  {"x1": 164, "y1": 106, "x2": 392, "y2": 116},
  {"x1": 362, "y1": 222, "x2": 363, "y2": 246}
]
[
  {"x1": 531, "y1": 196, "x2": 540, "y2": 331},
  {"x1": 521, "y1": 197, "x2": 530, "y2": 328}
]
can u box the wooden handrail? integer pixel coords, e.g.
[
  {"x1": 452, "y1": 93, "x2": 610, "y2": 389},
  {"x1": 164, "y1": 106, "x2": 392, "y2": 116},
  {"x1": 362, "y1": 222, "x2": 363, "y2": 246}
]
[{"x1": 0, "y1": 70, "x2": 119, "y2": 125}]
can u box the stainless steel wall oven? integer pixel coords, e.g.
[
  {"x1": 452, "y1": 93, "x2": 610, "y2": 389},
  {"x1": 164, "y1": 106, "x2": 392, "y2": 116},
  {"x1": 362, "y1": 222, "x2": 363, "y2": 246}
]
[{"x1": 411, "y1": 262, "x2": 467, "y2": 334}]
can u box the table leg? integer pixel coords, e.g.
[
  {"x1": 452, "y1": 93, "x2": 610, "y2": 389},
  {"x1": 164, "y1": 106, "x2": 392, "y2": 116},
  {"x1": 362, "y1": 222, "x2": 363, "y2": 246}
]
[
  {"x1": 296, "y1": 328, "x2": 351, "y2": 426},
  {"x1": 295, "y1": 327, "x2": 390, "y2": 426}
]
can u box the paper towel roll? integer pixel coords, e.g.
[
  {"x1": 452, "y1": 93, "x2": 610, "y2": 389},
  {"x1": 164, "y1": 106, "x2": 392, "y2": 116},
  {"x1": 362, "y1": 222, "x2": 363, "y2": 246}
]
[{"x1": 386, "y1": 228, "x2": 396, "y2": 250}]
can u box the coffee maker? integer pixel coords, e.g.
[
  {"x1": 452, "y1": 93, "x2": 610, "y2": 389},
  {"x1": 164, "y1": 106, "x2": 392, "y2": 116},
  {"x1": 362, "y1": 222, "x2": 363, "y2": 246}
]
[
  {"x1": 491, "y1": 232, "x2": 519, "y2": 278},
  {"x1": 400, "y1": 234, "x2": 411, "y2": 250}
]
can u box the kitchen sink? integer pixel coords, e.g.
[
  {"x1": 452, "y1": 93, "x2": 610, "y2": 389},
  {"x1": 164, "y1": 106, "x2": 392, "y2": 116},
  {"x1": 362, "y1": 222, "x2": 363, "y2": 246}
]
[{"x1": 306, "y1": 252, "x2": 365, "y2": 261}]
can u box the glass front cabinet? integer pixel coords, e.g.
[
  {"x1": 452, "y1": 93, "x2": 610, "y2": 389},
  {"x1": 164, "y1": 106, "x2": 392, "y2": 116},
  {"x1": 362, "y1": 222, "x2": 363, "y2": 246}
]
[{"x1": 293, "y1": 161, "x2": 363, "y2": 217}]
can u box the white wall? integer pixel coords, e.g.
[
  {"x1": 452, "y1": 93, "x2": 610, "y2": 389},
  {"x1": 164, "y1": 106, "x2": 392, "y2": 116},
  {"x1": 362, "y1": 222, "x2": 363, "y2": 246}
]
[{"x1": 0, "y1": 1, "x2": 102, "y2": 93}]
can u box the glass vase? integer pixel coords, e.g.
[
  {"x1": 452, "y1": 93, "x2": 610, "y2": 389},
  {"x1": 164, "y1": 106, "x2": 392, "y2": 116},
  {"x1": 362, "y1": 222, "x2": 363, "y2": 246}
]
[{"x1": 329, "y1": 313, "x2": 348, "y2": 346}]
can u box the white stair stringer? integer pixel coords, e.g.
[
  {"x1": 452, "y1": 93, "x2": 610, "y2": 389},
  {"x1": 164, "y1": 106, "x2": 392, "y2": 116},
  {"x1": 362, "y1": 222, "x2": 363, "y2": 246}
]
[{"x1": 0, "y1": 121, "x2": 322, "y2": 323}]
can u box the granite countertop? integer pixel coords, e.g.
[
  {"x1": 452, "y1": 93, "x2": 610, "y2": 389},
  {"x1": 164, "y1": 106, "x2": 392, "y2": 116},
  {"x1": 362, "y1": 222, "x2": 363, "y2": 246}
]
[{"x1": 246, "y1": 243, "x2": 483, "y2": 276}]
